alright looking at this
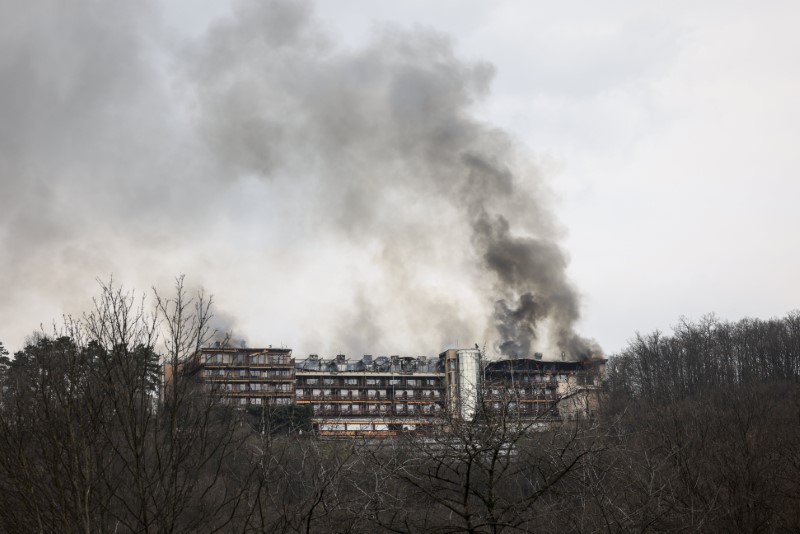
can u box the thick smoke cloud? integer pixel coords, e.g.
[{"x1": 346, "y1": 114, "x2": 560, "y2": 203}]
[{"x1": 0, "y1": 0, "x2": 599, "y2": 359}]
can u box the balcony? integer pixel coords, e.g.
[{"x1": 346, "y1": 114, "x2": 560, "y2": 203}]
[
  {"x1": 203, "y1": 373, "x2": 294, "y2": 382},
  {"x1": 217, "y1": 389, "x2": 294, "y2": 397}
]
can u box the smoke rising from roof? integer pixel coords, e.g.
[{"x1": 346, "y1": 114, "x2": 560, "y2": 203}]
[{"x1": 0, "y1": 0, "x2": 599, "y2": 359}]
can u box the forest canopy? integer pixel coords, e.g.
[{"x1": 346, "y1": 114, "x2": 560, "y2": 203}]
[{"x1": 0, "y1": 282, "x2": 798, "y2": 532}]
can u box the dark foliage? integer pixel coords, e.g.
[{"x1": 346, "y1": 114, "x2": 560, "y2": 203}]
[
  {"x1": 245, "y1": 403, "x2": 313, "y2": 434},
  {"x1": 606, "y1": 312, "x2": 800, "y2": 403},
  {"x1": 596, "y1": 312, "x2": 800, "y2": 532},
  {"x1": 2, "y1": 302, "x2": 799, "y2": 532}
]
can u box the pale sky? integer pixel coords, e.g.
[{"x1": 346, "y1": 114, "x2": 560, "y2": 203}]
[
  {"x1": 1, "y1": 1, "x2": 798, "y2": 358},
  {"x1": 313, "y1": 1, "x2": 800, "y2": 345}
]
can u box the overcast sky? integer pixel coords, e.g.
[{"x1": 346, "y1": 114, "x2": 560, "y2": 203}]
[{"x1": 2, "y1": 1, "x2": 798, "y2": 359}]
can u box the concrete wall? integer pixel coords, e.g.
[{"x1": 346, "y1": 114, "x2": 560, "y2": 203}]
[{"x1": 456, "y1": 349, "x2": 481, "y2": 420}]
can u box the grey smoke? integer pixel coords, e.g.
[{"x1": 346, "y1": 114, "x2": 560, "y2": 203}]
[
  {"x1": 473, "y1": 210, "x2": 598, "y2": 358},
  {"x1": 0, "y1": 0, "x2": 599, "y2": 359}
]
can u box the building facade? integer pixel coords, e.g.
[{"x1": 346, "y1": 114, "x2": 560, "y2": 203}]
[
  {"x1": 191, "y1": 346, "x2": 295, "y2": 406},
  {"x1": 186, "y1": 345, "x2": 606, "y2": 436},
  {"x1": 295, "y1": 354, "x2": 444, "y2": 437},
  {"x1": 483, "y1": 357, "x2": 606, "y2": 421}
]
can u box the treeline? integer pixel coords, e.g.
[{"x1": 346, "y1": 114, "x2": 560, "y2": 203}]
[
  {"x1": 606, "y1": 312, "x2": 800, "y2": 402},
  {"x1": 599, "y1": 312, "x2": 800, "y2": 532},
  {"x1": 0, "y1": 279, "x2": 255, "y2": 532},
  {"x1": 0, "y1": 281, "x2": 799, "y2": 532}
]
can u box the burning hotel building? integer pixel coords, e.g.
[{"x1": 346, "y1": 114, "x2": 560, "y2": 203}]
[{"x1": 186, "y1": 345, "x2": 606, "y2": 437}]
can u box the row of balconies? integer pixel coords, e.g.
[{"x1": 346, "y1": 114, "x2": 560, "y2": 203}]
[
  {"x1": 298, "y1": 381, "x2": 441, "y2": 389},
  {"x1": 482, "y1": 393, "x2": 559, "y2": 402},
  {"x1": 295, "y1": 395, "x2": 442, "y2": 403},
  {"x1": 307, "y1": 405, "x2": 443, "y2": 416},
  {"x1": 202, "y1": 361, "x2": 295, "y2": 369},
  {"x1": 484, "y1": 377, "x2": 558, "y2": 386},
  {"x1": 297, "y1": 389, "x2": 440, "y2": 397},
  {"x1": 483, "y1": 386, "x2": 558, "y2": 394},
  {"x1": 218, "y1": 390, "x2": 294, "y2": 397},
  {"x1": 203, "y1": 374, "x2": 295, "y2": 382},
  {"x1": 207, "y1": 382, "x2": 291, "y2": 392}
]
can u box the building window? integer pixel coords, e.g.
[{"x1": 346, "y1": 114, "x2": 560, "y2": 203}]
[
  {"x1": 345, "y1": 378, "x2": 358, "y2": 385},
  {"x1": 206, "y1": 353, "x2": 228, "y2": 364}
]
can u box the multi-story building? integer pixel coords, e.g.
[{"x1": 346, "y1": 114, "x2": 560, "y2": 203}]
[
  {"x1": 184, "y1": 344, "x2": 606, "y2": 436},
  {"x1": 482, "y1": 357, "x2": 606, "y2": 421},
  {"x1": 294, "y1": 354, "x2": 444, "y2": 437},
  {"x1": 191, "y1": 345, "x2": 295, "y2": 406}
]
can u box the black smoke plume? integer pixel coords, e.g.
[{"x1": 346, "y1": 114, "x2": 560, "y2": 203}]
[{"x1": 0, "y1": 0, "x2": 600, "y2": 359}]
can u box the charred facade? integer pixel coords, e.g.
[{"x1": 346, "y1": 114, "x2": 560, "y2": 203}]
[{"x1": 483, "y1": 358, "x2": 606, "y2": 421}]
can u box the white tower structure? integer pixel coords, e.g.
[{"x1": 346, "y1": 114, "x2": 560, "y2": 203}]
[{"x1": 456, "y1": 348, "x2": 481, "y2": 420}]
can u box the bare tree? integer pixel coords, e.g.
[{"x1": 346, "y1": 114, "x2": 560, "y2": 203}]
[
  {"x1": 242, "y1": 420, "x2": 363, "y2": 533},
  {"x1": 353, "y1": 391, "x2": 607, "y2": 533},
  {"x1": 0, "y1": 276, "x2": 260, "y2": 533},
  {"x1": 603, "y1": 313, "x2": 800, "y2": 532}
]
